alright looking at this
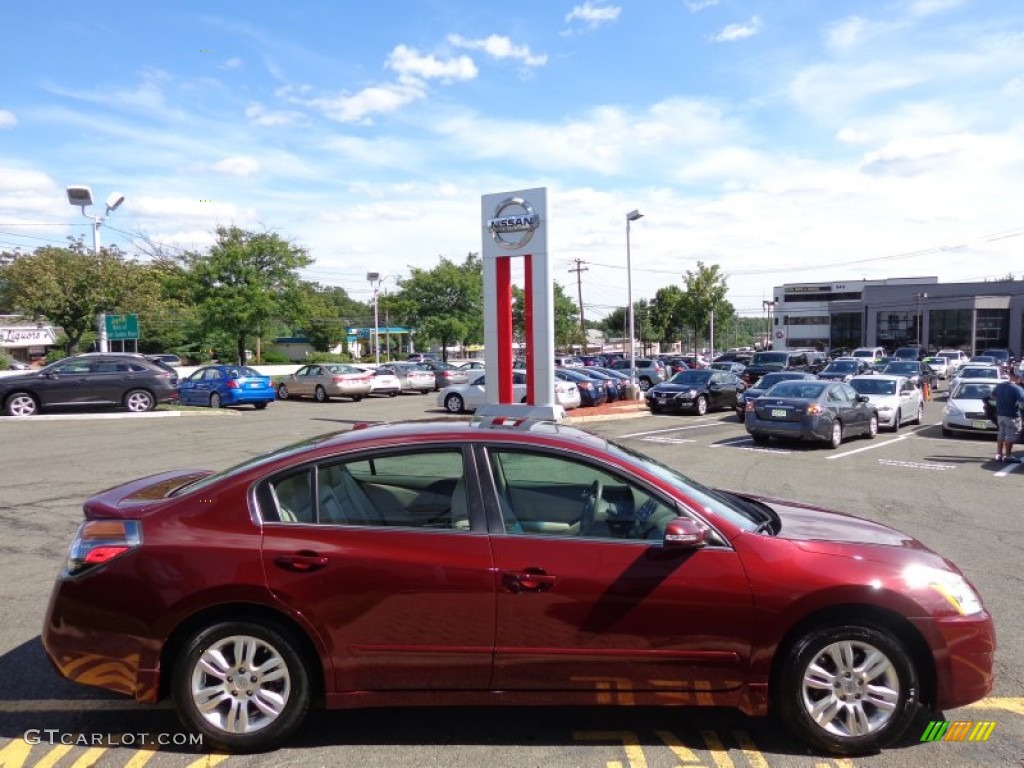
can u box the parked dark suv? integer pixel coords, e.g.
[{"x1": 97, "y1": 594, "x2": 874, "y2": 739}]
[
  {"x1": 741, "y1": 351, "x2": 809, "y2": 385},
  {"x1": 0, "y1": 353, "x2": 179, "y2": 416}
]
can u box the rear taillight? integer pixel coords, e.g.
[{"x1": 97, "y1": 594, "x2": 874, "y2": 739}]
[
  {"x1": 745, "y1": 401, "x2": 754, "y2": 411},
  {"x1": 332, "y1": 376, "x2": 346, "y2": 383},
  {"x1": 225, "y1": 379, "x2": 240, "y2": 389},
  {"x1": 67, "y1": 520, "x2": 141, "y2": 575},
  {"x1": 807, "y1": 404, "x2": 823, "y2": 415}
]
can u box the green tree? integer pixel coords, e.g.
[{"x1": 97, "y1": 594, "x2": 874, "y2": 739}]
[
  {"x1": 391, "y1": 253, "x2": 483, "y2": 361},
  {"x1": 651, "y1": 285, "x2": 688, "y2": 346},
  {"x1": 178, "y1": 226, "x2": 312, "y2": 364},
  {"x1": 680, "y1": 262, "x2": 732, "y2": 352},
  {"x1": 0, "y1": 240, "x2": 135, "y2": 354}
]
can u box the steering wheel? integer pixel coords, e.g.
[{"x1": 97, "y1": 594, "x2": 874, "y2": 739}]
[{"x1": 580, "y1": 479, "x2": 604, "y2": 536}]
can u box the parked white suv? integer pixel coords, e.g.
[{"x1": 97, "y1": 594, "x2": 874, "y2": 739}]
[{"x1": 937, "y1": 349, "x2": 969, "y2": 375}]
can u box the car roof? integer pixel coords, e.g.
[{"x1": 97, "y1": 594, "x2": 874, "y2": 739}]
[{"x1": 852, "y1": 374, "x2": 904, "y2": 382}]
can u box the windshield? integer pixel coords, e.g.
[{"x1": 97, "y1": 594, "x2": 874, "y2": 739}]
[
  {"x1": 960, "y1": 367, "x2": 997, "y2": 379},
  {"x1": 825, "y1": 361, "x2": 857, "y2": 372},
  {"x1": 765, "y1": 381, "x2": 827, "y2": 399},
  {"x1": 750, "y1": 352, "x2": 788, "y2": 366},
  {"x1": 850, "y1": 378, "x2": 897, "y2": 396},
  {"x1": 885, "y1": 362, "x2": 917, "y2": 373},
  {"x1": 852, "y1": 350, "x2": 875, "y2": 358},
  {"x1": 953, "y1": 382, "x2": 996, "y2": 400},
  {"x1": 669, "y1": 370, "x2": 712, "y2": 385}
]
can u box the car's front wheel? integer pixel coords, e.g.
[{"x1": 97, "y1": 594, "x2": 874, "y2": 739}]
[
  {"x1": 444, "y1": 393, "x2": 465, "y2": 414},
  {"x1": 639, "y1": 377, "x2": 652, "y2": 392},
  {"x1": 775, "y1": 623, "x2": 918, "y2": 755},
  {"x1": 4, "y1": 392, "x2": 38, "y2": 417},
  {"x1": 124, "y1": 389, "x2": 156, "y2": 412},
  {"x1": 695, "y1": 395, "x2": 708, "y2": 416},
  {"x1": 173, "y1": 620, "x2": 312, "y2": 753},
  {"x1": 915, "y1": 402, "x2": 924, "y2": 425}
]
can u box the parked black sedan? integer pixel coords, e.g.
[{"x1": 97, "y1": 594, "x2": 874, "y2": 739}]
[
  {"x1": 646, "y1": 369, "x2": 744, "y2": 415},
  {"x1": 745, "y1": 380, "x2": 878, "y2": 448},
  {"x1": 816, "y1": 359, "x2": 870, "y2": 383}
]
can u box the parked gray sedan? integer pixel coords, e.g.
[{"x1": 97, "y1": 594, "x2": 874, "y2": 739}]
[
  {"x1": 276, "y1": 364, "x2": 373, "y2": 402},
  {"x1": 389, "y1": 362, "x2": 436, "y2": 394}
]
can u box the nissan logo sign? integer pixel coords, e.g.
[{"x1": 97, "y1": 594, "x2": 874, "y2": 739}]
[{"x1": 486, "y1": 197, "x2": 539, "y2": 250}]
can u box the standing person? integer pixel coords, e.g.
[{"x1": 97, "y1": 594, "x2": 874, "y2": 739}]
[{"x1": 992, "y1": 368, "x2": 1024, "y2": 462}]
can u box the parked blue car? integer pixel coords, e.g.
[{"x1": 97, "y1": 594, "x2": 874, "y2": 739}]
[{"x1": 177, "y1": 365, "x2": 275, "y2": 409}]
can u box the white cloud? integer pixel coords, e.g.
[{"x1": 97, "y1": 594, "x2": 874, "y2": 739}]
[
  {"x1": 565, "y1": 2, "x2": 622, "y2": 29},
  {"x1": 212, "y1": 156, "x2": 261, "y2": 176},
  {"x1": 909, "y1": 0, "x2": 967, "y2": 18},
  {"x1": 130, "y1": 195, "x2": 249, "y2": 220},
  {"x1": 827, "y1": 16, "x2": 870, "y2": 52},
  {"x1": 447, "y1": 34, "x2": 547, "y2": 68},
  {"x1": 245, "y1": 102, "x2": 304, "y2": 126},
  {"x1": 386, "y1": 45, "x2": 478, "y2": 83},
  {"x1": 0, "y1": 110, "x2": 16, "y2": 128},
  {"x1": 304, "y1": 81, "x2": 425, "y2": 124},
  {"x1": 685, "y1": 0, "x2": 719, "y2": 11},
  {"x1": 220, "y1": 57, "x2": 243, "y2": 71},
  {"x1": 711, "y1": 16, "x2": 762, "y2": 43}
]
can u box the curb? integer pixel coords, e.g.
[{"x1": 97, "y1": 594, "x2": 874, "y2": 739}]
[{"x1": 565, "y1": 406, "x2": 649, "y2": 425}]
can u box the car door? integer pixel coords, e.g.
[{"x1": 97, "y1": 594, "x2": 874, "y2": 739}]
[
  {"x1": 483, "y1": 447, "x2": 753, "y2": 694},
  {"x1": 898, "y1": 378, "x2": 920, "y2": 420},
  {"x1": 837, "y1": 382, "x2": 869, "y2": 434},
  {"x1": 260, "y1": 446, "x2": 496, "y2": 692},
  {"x1": 292, "y1": 365, "x2": 319, "y2": 397},
  {"x1": 177, "y1": 368, "x2": 203, "y2": 405},
  {"x1": 38, "y1": 359, "x2": 101, "y2": 405}
]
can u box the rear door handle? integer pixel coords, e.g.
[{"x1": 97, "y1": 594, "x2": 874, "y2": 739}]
[
  {"x1": 501, "y1": 568, "x2": 556, "y2": 593},
  {"x1": 274, "y1": 551, "x2": 329, "y2": 572}
]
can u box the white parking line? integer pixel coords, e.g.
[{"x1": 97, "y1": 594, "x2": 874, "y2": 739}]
[
  {"x1": 640, "y1": 436, "x2": 697, "y2": 444},
  {"x1": 995, "y1": 461, "x2": 1024, "y2": 477},
  {"x1": 619, "y1": 420, "x2": 727, "y2": 439},
  {"x1": 825, "y1": 434, "x2": 910, "y2": 460},
  {"x1": 1, "y1": 411, "x2": 182, "y2": 422},
  {"x1": 710, "y1": 436, "x2": 792, "y2": 453},
  {"x1": 878, "y1": 459, "x2": 955, "y2": 471}
]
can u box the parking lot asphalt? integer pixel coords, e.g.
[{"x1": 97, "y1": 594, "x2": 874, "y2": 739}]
[{"x1": 0, "y1": 389, "x2": 1020, "y2": 768}]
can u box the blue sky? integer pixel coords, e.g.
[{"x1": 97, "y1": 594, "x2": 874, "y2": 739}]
[{"x1": 2, "y1": 0, "x2": 1024, "y2": 318}]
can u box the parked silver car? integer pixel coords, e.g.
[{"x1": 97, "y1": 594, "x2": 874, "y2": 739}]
[
  {"x1": 276, "y1": 364, "x2": 372, "y2": 402},
  {"x1": 389, "y1": 362, "x2": 436, "y2": 394}
]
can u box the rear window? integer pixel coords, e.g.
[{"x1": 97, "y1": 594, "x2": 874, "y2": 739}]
[
  {"x1": 750, "y1": 352, "x2": 788, "y2": 365},
  {"x1": 766, "y1": 381, "x2": 827, "y2": 399}
]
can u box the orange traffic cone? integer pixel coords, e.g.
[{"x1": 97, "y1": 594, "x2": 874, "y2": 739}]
[{"x1": 922, "y1": 378, "x2": 931, "y2": 401}]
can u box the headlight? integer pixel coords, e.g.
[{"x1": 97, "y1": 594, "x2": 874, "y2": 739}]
[
  {"x1": 877, "y1": 405, "x2": 893, "y2": 412},
  {"x1": 904, "y1": 565, "x2": 984, "y2": 615},
  {"x1": 944, "y1": 403, "x2": 962, "y2": 417}
]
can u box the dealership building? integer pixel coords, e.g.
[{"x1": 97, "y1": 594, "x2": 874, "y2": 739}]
[{"x1": 769, "y1": 276, "x2": 1024, "y2": 356}]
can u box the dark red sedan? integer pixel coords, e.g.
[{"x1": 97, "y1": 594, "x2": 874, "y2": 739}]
[{"x1": 43, "y1": 417, "x2": 994, "y2": 754}]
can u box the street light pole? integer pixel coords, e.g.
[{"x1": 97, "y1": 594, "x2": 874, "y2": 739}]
[
  {"x1": 626, "y1": 209, "x2": 644, "y2": 395},
  {"x1": 367, "y1": 272, "x2": 381, "y2": 365}
]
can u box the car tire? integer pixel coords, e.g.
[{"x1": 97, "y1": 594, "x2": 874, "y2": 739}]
[
  {"x1": 4, "y1": 392, "x2": 38, "y2": 417},
  {"x1": 352, "y1": 395, "x2": 363, "y2": 402},
  {"x1": 695, "y1": 396, "x2": 708, "y2": 416},
  {"x1": 866, "y1": 414, "x2": 878, "y2": 439},
  {"x1": 209, "y1": 392, "x2": 222, "y2": 409},
  {"x1": 829, "y1": 421, "x2": 844, "y2": 449},
  {"x1": 751, "y1": 433, "x2": 770, "y2": 445},
  {"x1": 444, "y1": 393, "x2": 465, "y2": 414},
  {"x1": 254, "y1": 403, "x2": 268, "y2": 410},
  {"x1": 388, "y1": 392, "x2": 397, "y2": 398},
  {"x1": 639, "y1": 377, "x2": 652, "y2": 392},
  {"x1": 172, "y1": 620, "x2": 312, "y2": 753},
  {"x1": 124, "y1": 389, "x2": 156, "y2": 413},
  {"x1": 892, "y1": 409, "x2": 901, "y2": 432},
  {"x1": 774, "y1": 623, "x2": 919, "y2": 756},
  {"x1": 915, "y1": 403, "x2": 924, "y2": 425},
  {"x1": 276, "y1": 384, "x2": 289, "y2": 400},
  {"x1": 314, "y1": 386, "x2": 328, "y2": 403},
  {"x1": 737, "y1": 408, "x2": 745, "y2": 423}
]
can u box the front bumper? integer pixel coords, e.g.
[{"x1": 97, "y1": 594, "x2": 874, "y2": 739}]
[{"x1": 914, "y1": 611, "x2": 996, "y2": 710}]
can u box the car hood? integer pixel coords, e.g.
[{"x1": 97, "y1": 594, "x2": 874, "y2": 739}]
[
  {"x1": 858, "y1": 393, "x2": 899, "y2": 407},
  {"x1": 650, "y1": 382, "x2": 705, "y2": 394},
  {"x1": 738, "y1": 492, "x2": 936, "y2": 562},
  {"x1": 0, "y1": 370, "x2": 46, "y2": 387}
]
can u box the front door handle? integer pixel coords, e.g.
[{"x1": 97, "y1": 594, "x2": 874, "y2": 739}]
[
  {"x1": 501, "y1": 567, "x2": 556, "y2": 593},
  {"x1": 274, "y1": 551, "x2": 328, "y2": 572}
]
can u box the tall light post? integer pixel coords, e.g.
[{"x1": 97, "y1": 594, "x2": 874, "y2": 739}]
[
  {"x1": 66, "y1": 186, "x2": 125, "y2": 352},
  {"x1": 915, "y1": 292, "x2": 928, "y2": 347},
  {"x1": 367, "y1": 272, "x2": 381, "y2": 364},
  {"x1": 626, "y1": 209, "x2": 644, "y2": 394}
]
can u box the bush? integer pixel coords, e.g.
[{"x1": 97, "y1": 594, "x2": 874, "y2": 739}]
[
  {"x1": 306, "y1": 352, "x2": 354, "y2": 363},
  {"x1": 0, "y1": 351, "x2": 11, "y2": 369},
  {"x1": 259, "y1": 351, "x2": 292, "y2": 364}
]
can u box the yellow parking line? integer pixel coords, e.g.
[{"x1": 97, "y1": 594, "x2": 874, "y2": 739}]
[
  {"x1": 699, "y1": 731, "x2": 735, "y2": 768},
  {"x1": 70, "y1": 748, "x2": 107, "y2": 768},
  {"x1": 124, "y1": 746, "x2": 160, "y2": 768},
  {"x1": 733, "y1": 732, "x2": 770, "y2": 768},
  {"x1": 32, "y1": 745, "x2": 73, "y2": 768},
  {"x1": 184, "y1": 755, "x2": 229, "y2": 768},
  {"x1": 967, "y1": 696, "x2": 1024, "y2": 715}
]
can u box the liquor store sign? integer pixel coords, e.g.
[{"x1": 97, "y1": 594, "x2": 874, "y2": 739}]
[{"x1": 0, "y1": 326, "x2": 57, "y2": 347}]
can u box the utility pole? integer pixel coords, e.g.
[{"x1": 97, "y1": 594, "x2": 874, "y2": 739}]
[{"x1": 568, "y1": 258, "x2": 589, "y2": 352}]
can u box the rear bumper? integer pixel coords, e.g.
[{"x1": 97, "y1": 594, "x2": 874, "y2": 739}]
[
  {"x1": 224, "y1": 389, "x2": 275, "y2": 404},
  {"x1": 746, "y1": 415, "x2": 825, "y2": 442}
]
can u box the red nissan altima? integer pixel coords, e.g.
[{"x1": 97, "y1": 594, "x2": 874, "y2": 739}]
[{"x1": 43, "y1": 417, "x2": 994, "y2": 754}]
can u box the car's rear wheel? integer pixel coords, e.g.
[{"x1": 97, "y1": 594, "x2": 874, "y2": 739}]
[
  {"x1": 639, "y1": 377, "x2": 652, "y2": 392},
  {"x1": 124, "y1": 389, "x2": 156, "y2": 412},
  {"x1": 173, "y1": 620, "x2": 311, "y2": 753},
  {"x1": 829, "y1": 421, "x2": 844, "y2": 449},
  {"x1": 388, "y1": 392, "x2": 397, "y2": 398},
  {"x1": 4, "y1": 392, "x2": 38, "y2": 417},
  {"x1": 254, "y1": 402, "x2": 268, "y2": 410},
  {"x1": 695, "y1": 395, "x2": 708, "y2": 416},
  {"x1": 445, "y1": 393, "x2": 465, "y2": 414},
  {"x1": 314, "y1": 386, "x2": 328, "y2": 403},
  {"x1": 276, "y1": 384, "x2": 289, "y2": 400},
  {"x1": 352, "y1": 395, "x2": 363, "y2": 402},
  {"x1": 892, "y1": 409, "x2": 901, "y2": 432},
  {"x1": 210, "y1": 392, "x2": 222, "y2": 409},
  {"x1": 915, "y1": 403, "x2": 924, "y2": 425},
  {"x1": 775, "y1": 624, "x2": 918, "y2": 755}
]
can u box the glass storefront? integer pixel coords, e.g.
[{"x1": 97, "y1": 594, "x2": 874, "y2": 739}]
[
  {"x1": 975, "y1": 309, "x2": 1009, "y2": 353},
  {"x1": 830, "y1": 312, "x2": 862, "y2": 353},
  {"x1": 929, "y1": 309, "x2": 972, "y2": 350},
  {"x1": 876, "y1": 311, "x2": 917, "y2": 349}
]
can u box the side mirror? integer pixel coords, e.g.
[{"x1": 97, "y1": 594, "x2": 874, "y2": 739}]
[
  {"x1": 663, "y1": 518, "x2": 709, "y2": 549},
  {"x1": 856, "y1": 394, "x2": 870, "y2": 403}
]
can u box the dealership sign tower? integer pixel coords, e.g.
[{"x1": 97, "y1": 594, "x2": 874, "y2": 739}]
[{"x1": 480, "y1": 187, "x2": 563, "y2": 420}]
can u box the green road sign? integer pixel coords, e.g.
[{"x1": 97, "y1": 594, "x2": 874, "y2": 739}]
[{"x1": 104, "y1": 314, "x2": 139, "y2": 340}]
